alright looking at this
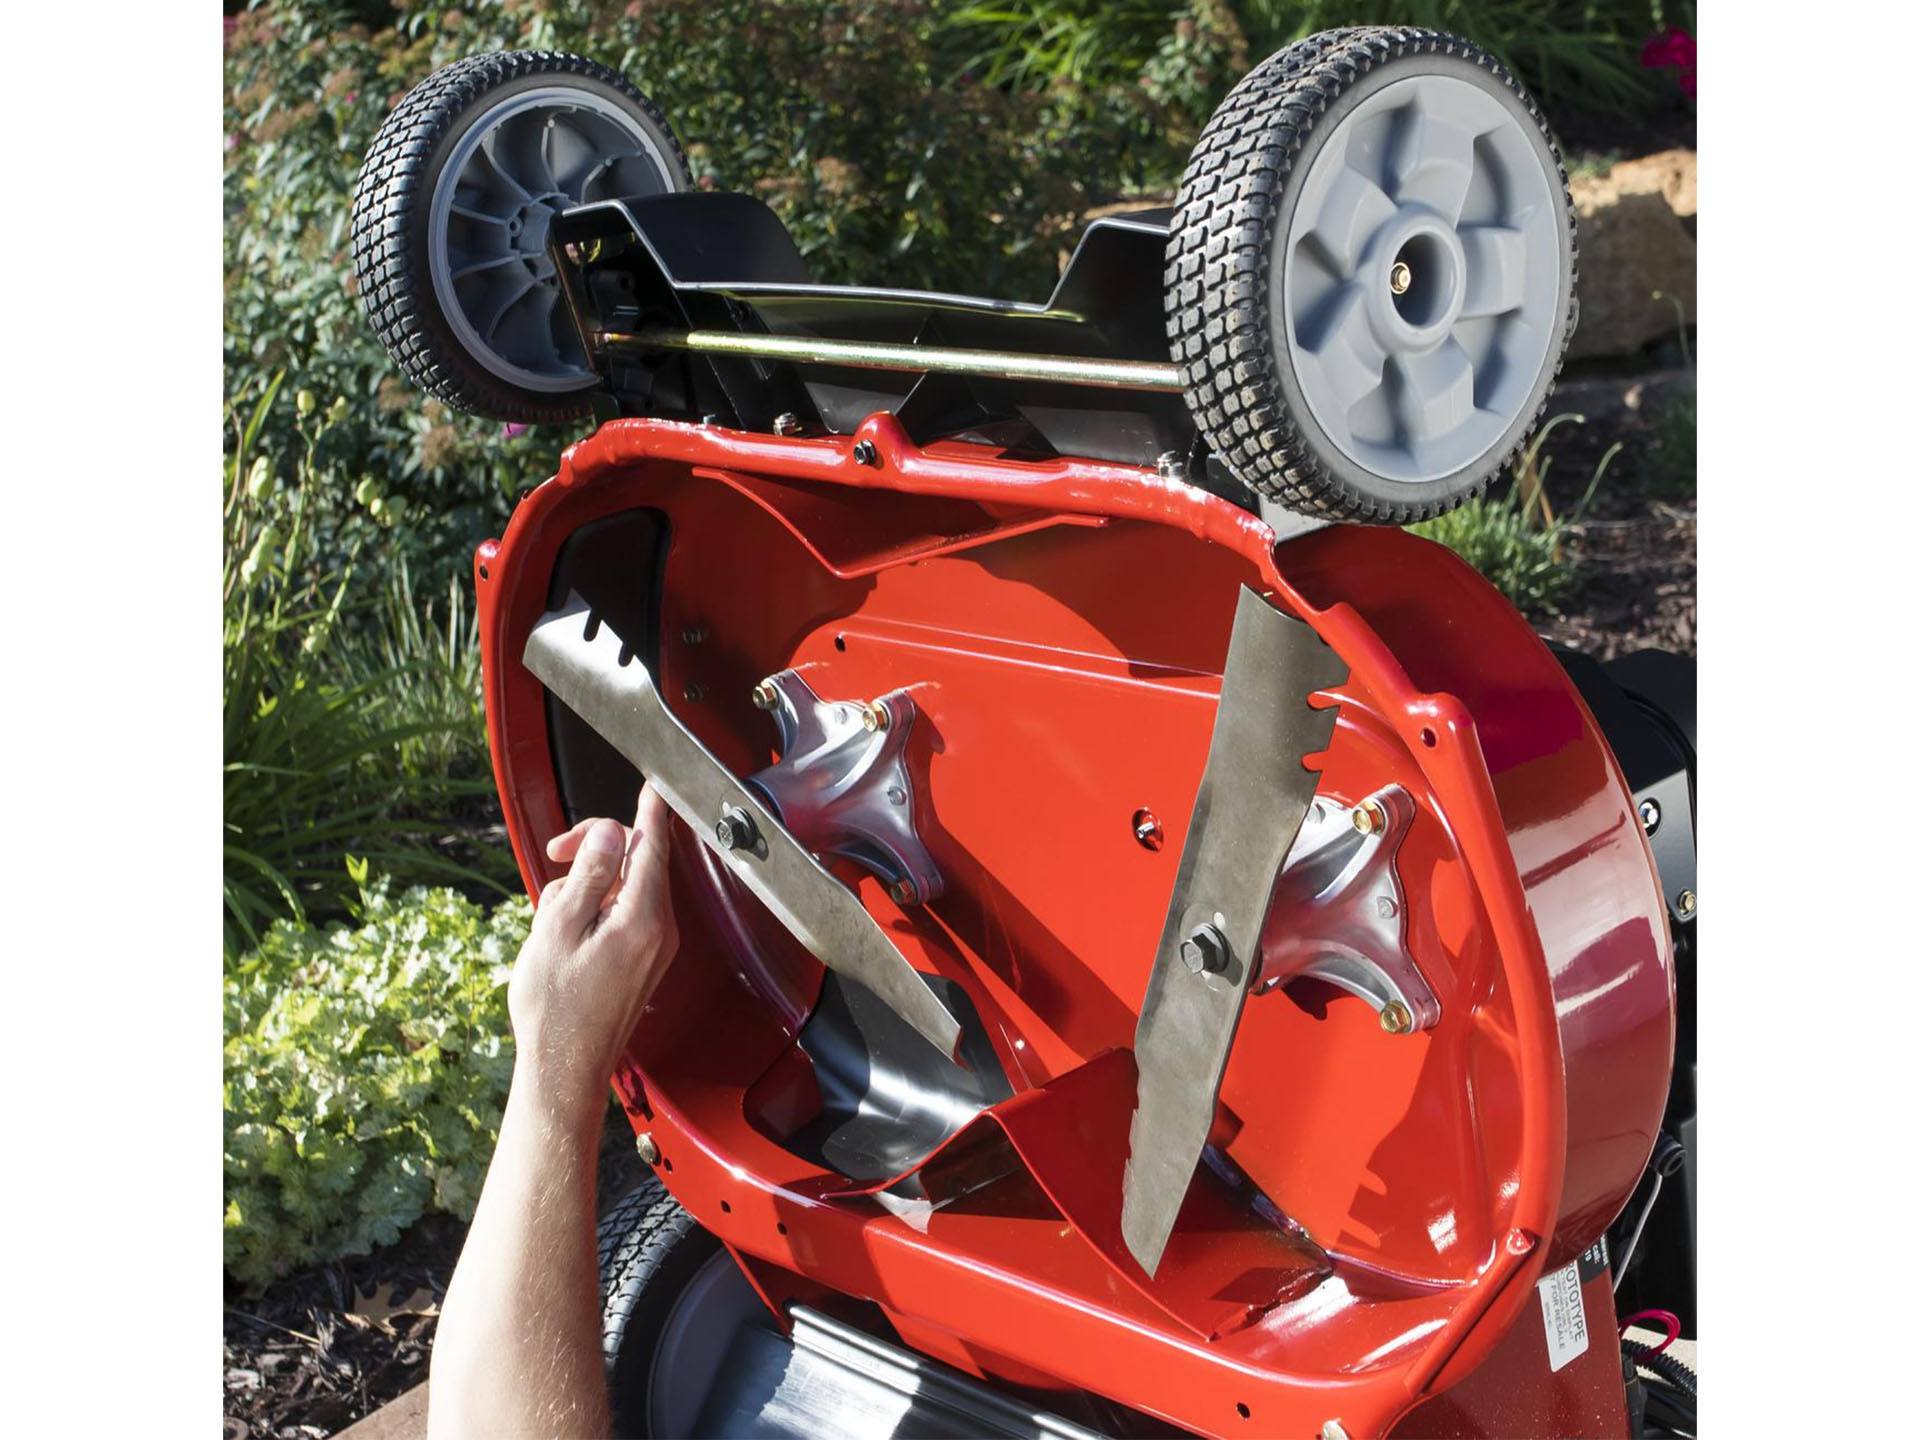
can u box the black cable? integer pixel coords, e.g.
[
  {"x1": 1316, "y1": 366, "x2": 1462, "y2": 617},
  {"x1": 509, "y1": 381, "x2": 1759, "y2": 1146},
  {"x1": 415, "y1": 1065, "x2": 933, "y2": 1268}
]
[{"x1": 1623, "y1": 1337, "x2": 1697, "y2": 1400}]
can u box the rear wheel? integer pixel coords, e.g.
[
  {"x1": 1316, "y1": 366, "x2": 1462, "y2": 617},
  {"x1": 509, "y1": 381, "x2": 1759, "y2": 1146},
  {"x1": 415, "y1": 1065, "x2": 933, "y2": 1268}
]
[
  {"x1": 1166, "y1": 27, "x2": 1576, "y2": 522},
  {"x1": 350, "y1": 51, "x2": 689, "y2": 424},
  {"x1": 598, "y1": 1176, "x2": 763, "y2": 1439}
]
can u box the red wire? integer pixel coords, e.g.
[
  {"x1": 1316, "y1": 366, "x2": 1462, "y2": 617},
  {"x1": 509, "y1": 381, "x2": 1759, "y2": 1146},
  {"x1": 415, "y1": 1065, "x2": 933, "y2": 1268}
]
[{"x1": 1618, "y1": 1308, "x2": 1682, "y2": 1355}]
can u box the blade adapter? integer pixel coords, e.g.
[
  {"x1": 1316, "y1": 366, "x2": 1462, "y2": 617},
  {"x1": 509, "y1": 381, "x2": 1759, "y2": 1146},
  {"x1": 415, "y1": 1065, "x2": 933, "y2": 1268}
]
[
  {"x1": 1121, "y1": 586, "x2": 1347, "y2": 1275},
  {"x1": 523, "y1": 596, "x2": 963, "y2": 1061}
]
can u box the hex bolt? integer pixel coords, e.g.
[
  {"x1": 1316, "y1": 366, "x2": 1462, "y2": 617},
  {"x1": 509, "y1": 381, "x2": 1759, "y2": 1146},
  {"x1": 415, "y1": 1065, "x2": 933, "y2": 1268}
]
[
  {"x1": 682, "y1": 682, "x2": 706, "y2": 702},
  {"x1": 1676, "y1": 888, "x2": 1697, "y2": 918},
  {"x1": 1639, "y1": 797, "x2": 1661, "y2": 834},
  {"x1": 852, "y1": 438, "x2": 881, "y2": 467},
  {"x1": 1133, "y1": 808, "x2": 1165, "y2": 851},
  {"x1": 889, "y1": 877, "x2": 919, "y2": 906},
  {"x1": 1180, "y1": 923, "x2": 1231, "y2": 976},
  {"x1": 860, "y1": 699, "x2": 890, "y2": 733},
  {"x1": 635, "y1": 1133, "x2": 660, "y2": 1166},
  {"x1": 1389, "y1": 260, "x2": 1413, "y2": 295},
  {"x1": 1156, "y1": 450, "x2": 1185, "y2": 482},
  {"x1": 1379, "y1": 1000, "x2": 1414, "y2": 1035},
  {"x1": 714, "y1": 805, "x2": 759, "y2": 853},
  {"x1": 1321, "y1": 1423, "x2": 1351, "y2": 1440},
  {"x1": 1351, "y1": 798, "x2": 1388, "y2": 836},
  {"x1": 772, "y1": 412, "x2": 803, "y2": 436},
  {"x1": 751, "y1": 680, "x2": 780, "y2": 710},
  {"x1": 681, "y1": 624, "x2": 708, "y2": 645}
]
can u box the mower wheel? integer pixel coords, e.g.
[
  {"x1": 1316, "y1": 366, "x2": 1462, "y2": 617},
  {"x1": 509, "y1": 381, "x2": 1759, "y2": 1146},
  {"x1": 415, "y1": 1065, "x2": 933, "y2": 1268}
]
[
  {"x1": 350, "y1": 51, "x2": 689, "y2": 425},
  {"x1": 1166, "y1": 27, "x2": 1576, "y2": 522},
  {"x1": 598, "y1": 1175, "x2": 759, "y2": 1438}
]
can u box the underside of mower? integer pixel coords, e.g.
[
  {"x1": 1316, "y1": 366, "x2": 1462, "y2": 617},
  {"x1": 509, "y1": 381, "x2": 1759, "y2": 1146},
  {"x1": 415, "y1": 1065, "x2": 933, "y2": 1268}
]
[{"x1": 353, "y1": 26, "x2": 1696, "y2": 1439}]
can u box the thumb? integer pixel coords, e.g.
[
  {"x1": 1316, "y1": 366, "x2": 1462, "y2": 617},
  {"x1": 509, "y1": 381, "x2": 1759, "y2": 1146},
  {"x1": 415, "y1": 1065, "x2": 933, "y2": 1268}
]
[{"x1": 548, "y1": 817, "x2": 627, "y2": 936}]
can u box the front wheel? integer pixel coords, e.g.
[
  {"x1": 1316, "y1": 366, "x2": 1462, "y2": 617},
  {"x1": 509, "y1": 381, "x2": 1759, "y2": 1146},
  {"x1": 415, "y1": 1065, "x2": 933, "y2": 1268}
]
[
  {"x1": 350, "y1": 50, "x2": 690, "y2": 424},
  {"x1": 1167, "y1": 27, "x2": 1577, "y2": 522}
]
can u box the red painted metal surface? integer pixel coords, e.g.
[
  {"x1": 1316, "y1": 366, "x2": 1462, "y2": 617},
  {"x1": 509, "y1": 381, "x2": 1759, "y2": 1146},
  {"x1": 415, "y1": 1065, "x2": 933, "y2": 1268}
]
[{"x1": 474, "y1": 414, "x2": 1674, "y2": 1437}]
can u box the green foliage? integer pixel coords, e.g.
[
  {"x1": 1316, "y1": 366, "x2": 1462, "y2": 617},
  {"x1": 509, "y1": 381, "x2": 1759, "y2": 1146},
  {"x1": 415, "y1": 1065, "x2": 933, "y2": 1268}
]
[
  {"x1": 224, "y1": 883, "x2": 532, "y2": 1291},
  {"x1": 1647, "y1": 385, "x2": 1695, "y2": 497},
  {"x1": 1410, "y1": 418, "x2": 1619, "y2": 615},
  {"x1": 223, "y1": 379, "x2": 512, "y2": 951}
]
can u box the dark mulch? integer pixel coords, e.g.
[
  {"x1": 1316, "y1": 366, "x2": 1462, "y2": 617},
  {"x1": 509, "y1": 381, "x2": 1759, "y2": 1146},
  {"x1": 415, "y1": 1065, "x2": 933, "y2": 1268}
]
[
  {"x1": 1526, "y1": 358, "x2": 1697, "y2": 659},
  {"x1": 223, "y1": 1114, "x2": 650, "y2": 1439}
]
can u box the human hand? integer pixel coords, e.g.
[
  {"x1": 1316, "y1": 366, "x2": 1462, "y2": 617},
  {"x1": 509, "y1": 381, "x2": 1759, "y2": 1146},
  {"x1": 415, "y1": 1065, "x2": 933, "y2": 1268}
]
[{"x1": 506, "y1": 782, "x2": 679, "y2": 1129}]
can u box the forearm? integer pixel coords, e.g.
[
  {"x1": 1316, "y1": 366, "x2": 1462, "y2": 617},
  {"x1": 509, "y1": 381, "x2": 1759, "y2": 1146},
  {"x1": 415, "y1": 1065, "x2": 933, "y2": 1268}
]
[{"x1": 429, "y1": 1067, "x2": 609, "y2": 1440}]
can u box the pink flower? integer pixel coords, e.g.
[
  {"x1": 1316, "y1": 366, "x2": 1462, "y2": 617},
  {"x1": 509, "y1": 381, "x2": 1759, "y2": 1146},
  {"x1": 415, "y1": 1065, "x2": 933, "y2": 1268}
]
[
  {"x1": 1640, "y1": 27, "x2": 1697, "y2": 99},
  {"x1": 502, "y1": 423, "x2": 529, "y2": 439}
]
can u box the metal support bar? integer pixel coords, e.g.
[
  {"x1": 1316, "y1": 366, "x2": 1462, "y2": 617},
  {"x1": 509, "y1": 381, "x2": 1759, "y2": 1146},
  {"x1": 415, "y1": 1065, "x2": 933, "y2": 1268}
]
[
  {"x1": 1121, "y1": 587, "x2": 1347, "y2": 1276},
  {"x1": 599, "y1": 325, "x2": 1183, "y2": 393},
  {"x1": 523, "y1": 597, "x2": 963, "y2": 1061}
]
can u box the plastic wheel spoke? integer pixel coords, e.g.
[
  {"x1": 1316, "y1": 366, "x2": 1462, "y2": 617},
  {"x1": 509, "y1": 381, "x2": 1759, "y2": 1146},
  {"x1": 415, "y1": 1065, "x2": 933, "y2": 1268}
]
[
  {"x1": 1392, "y1": 338, "x2": 1476, "y2": 441},
  {"x1": 482, "y1": 273, "x2": 541, "y2": 346},
  {"x1": 1304, "y1": 284, "x2": 1388, "y2": 425},
  {"x1": 449, "y1": 201, "x2": 510, "y2": 228},
  {"x1": 453, "y1": 252, "x2": 525, "y2": 281},
  {"x1": 1388, "y1": 107, "x2": 1477, "y2": 223},
  {"x1": 1458, "y1": 226, "x2": 1527, "y2": 318},
  {"x1": 1310, "y1": 165, "x2": 1399, "y2": 276},
  {"x1": 475, "y1": 128, "x2": 534, "y2": 203}
]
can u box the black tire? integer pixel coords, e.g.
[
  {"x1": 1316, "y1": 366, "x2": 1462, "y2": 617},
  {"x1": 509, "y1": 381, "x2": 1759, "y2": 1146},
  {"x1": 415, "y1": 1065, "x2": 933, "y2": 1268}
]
[
  {"x1": 597, "y1": 1176, "x2": 723, "y2": 1439},
  {"x1": 1166, "y1": 27, "x2": 1577, "y2": 523},
  {"x1": 350, "y1": 51, "x2": 690, "y2": 425}
]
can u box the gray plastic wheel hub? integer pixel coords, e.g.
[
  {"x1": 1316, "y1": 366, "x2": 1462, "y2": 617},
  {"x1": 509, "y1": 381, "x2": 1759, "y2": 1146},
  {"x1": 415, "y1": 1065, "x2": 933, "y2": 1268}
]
[
  {"x1": 428, "y1": 85, "x2": 679, "y2": 393},
  {"x1": 1280, "y1": 71, "x2": 1564, "y2": 484}
]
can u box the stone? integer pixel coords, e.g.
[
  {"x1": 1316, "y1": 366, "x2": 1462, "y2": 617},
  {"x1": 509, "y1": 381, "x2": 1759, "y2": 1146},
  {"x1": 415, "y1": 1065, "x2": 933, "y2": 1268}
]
[{"x1": 1567, "y1": 150, "x2": 1697, "y2": 361}]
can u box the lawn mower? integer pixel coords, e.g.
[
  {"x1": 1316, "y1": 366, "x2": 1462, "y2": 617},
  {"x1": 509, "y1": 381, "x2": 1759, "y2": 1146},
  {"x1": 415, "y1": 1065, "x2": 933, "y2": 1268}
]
[{"x1": 351, "y1": 26, "x2": 1696, "y2": 1438}]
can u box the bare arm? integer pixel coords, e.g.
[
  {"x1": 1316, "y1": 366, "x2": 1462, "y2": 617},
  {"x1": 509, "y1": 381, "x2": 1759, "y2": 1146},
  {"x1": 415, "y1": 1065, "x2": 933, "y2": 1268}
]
[{"x1": 429, "y1": 785, "x2": 678, "y2": 1440}]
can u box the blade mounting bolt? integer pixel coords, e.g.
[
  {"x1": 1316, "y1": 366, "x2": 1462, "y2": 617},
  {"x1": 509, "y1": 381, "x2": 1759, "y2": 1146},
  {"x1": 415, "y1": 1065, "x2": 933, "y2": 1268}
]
[
  {"x1": 772, "y1": 412, "x2": 803, "y2": 436},
  {"x1": 1180, "y1": 923, "x2": 1230, "y2": 975},
  {"x1": 1379, "y1": 1000, "x2": 1414, "y2": 1034},
  {"x1": 859, "y1": 700, "x2": 890, "y2": 733},
  {"x1": 635, "y1": 1133, "x2": 660, "y2": 1166},
  {"x1": 889, "y1": 877, "x2": 919, "y2": 906},
  {"x1": 714, "y1": 805, "x2": 759, "y2": 853},
  {"x1": 1639, "y1": 798, "x2": 1661, "y2": 834},
  {"x1": 852, "y1": 438, "x2": 880, "y2": 467},
  {"x1": 1352, "y1": 798, "x2": 1388, "y2": 836},
  {"x1": 1389, "y1": 260, "x2": 1413, "y2": 295},
  {"x1": 752, "y1": 680, "x2": 780, "y2": 710},
  {"x1": 1676, "y1": 888, "x2": 1697, "y2": 918}
]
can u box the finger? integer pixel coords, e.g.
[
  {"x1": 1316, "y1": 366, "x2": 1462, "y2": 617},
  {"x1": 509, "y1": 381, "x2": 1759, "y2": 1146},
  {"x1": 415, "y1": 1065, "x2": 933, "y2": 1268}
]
[
  {"x1": 544, "y1": 819, "x2": 599, "y2": 862},
  {"x1": 547, "y1": 818, "x2": 628, "y2": 936},
  {"x1": 608, "y1": 783, "x2": 674, "y2": 929}
]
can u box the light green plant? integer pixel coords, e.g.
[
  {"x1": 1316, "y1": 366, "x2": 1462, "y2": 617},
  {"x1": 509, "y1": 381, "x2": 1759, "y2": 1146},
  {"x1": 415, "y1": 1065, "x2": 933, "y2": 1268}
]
[
  {"x1": 1411, "y1": 419, "x2": 1621, "y2": 614},
  {"x1": 224, "y1": 882, "x2": 532, "y2": 1291}
]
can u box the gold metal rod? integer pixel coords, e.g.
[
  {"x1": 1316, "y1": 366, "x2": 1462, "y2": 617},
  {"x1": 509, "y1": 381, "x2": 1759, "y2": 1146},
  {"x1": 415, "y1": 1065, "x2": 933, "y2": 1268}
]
[{"x1": 598, "y1": 325, "x2": 1183, "y2": 393}]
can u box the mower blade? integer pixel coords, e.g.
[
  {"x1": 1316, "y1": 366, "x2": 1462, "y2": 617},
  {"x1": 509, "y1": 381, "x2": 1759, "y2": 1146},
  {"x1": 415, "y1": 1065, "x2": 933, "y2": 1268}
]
[
  {"x1": 1121, "y1": 586, "x2": 1346, "y2": 1276},
  {"x1": 523, "y1": 597, "x2": 964, "y2": 1062}
]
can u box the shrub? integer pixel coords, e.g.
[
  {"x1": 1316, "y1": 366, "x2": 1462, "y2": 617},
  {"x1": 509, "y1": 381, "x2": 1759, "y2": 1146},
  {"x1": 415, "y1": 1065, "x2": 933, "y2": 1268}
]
[
  {"x1": 223, "y1": 378, "x2": 512, "y2": 950},
  {"x1": 224, "y1": 883, "x2": 533, "y2": 1292}
]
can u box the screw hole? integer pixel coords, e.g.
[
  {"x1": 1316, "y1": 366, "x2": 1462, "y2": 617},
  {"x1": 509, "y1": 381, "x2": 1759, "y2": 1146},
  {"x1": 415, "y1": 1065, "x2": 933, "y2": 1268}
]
[
  {"x1": 661, "y1": 1156, "x2": 673, "y2": 1173},
  {"x1": 1419, "y1": 726, "x2": 1438, "y2": 748},
  {"x1": 833, "y1": 634, "x2": 847, "y2": 652},
  {"x1": 1236, "y1": 1403, "x2": 1251, "y2": 1420},
  {"x1": 477, "y1": 565, "x2": 490, "y2": 581},
  {"x1": 776, "y1": 1221, "x2": 788, "y2": 1235},
  {"x1": 720, "y1": 1199, "x2": 732, "y2": 1214}
]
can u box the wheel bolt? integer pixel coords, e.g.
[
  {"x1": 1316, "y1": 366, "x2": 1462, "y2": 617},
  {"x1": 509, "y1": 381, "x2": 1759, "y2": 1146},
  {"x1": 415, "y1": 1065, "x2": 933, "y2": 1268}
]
[
  {"x1": 889, "y1": 877, "x2": 918, "y2": 906},
  {"x1": 1638, "y1": 798, "x2": 1661, "y2": 834},
  {"x1": 635, "y1": 1133, "x2": 660, "y2": 1165},
  {"x1": 1379, "y1": 1001, "x2": 1414, "y2": 1035},
  {"x1": 852, "y1": 438, "x2": 880, "y2": 467},
  {"x1": 1676, "y1": 889, "x2": 1697, "y2": 918},
  {"x1": 859, "y1": 700, "x2": 890, "y2": 733},
  {"x1": 752, "y1": 680, "x2": 780, "y2": 710},
  {"x1": 1389, "y1": 261, "x2": 1412, "y2": 295}
]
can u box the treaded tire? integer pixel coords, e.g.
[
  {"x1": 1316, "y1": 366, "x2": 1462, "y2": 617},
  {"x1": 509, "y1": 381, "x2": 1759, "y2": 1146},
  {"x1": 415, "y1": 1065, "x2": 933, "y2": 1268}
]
[
  {"x1": 349, "y1": 51, "x2": 690, "y2": 425},
  {"x1": 597, "y1": 1176, "x2": 722, "y2": 1439},
  {"x1": 1165, "y1": 26, "x2": 1577, "y2": 523}
]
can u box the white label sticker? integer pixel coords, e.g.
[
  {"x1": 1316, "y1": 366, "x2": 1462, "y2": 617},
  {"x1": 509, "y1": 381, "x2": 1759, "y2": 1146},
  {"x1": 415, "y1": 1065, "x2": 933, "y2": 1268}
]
[{"x1": 1537, "y1": 1259, "x2": 1589, "y2": 1372}]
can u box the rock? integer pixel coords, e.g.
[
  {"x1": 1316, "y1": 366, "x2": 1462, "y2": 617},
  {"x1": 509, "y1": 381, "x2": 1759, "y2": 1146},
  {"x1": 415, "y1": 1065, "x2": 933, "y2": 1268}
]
[{"x1": 1567, "y1": 150, "x2": 1697, "y2": 361}]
